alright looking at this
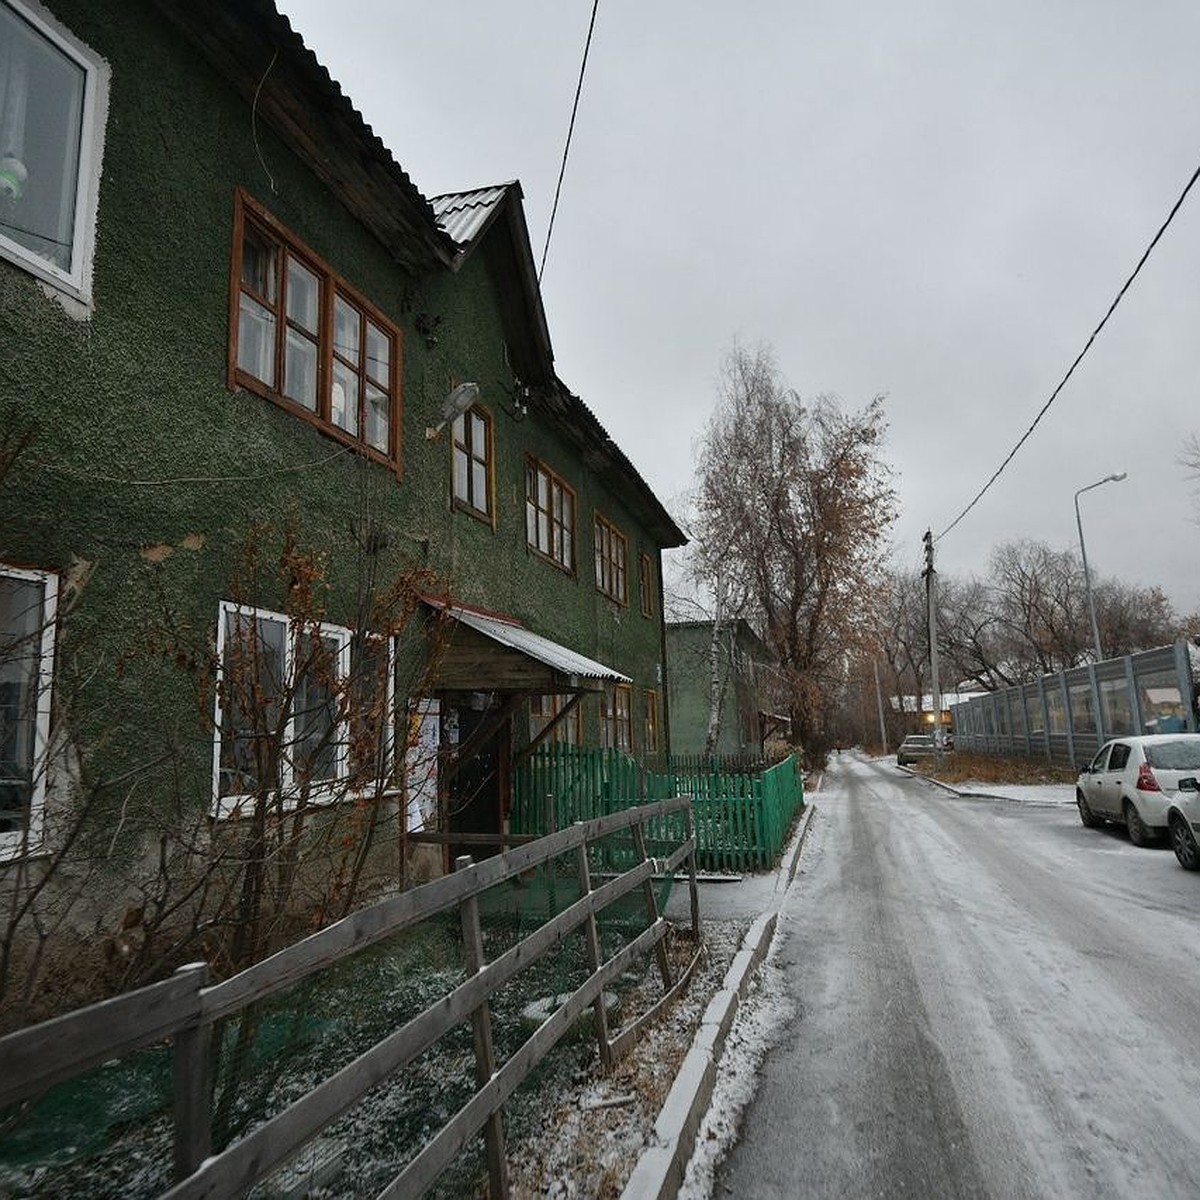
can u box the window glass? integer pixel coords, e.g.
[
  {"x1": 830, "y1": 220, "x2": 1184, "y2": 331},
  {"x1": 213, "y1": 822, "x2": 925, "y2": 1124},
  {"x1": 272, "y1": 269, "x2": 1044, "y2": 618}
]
[
  {"x1": 1089, "y1": 746, "x2": 1110, "y2": 772},
  {"x1": 1046, "y1": 686, "x2": 1067, "y2": 734},
  {"x1": 1107, "y1": 743, "x2": 1131, "y2": 771},
  {"x1": 238, "y1": 294, "x2": 276, "y2": 386},
  {"x1": 286, "y1": 257, "x2": 318, "y2": 330},
  {"x1": 333, "y1": 294, "x2": 360, "y2": 362},
  {"x1": 1137, "y1": 669, "x2": 1187, "y2": 734},
  {"x1": 241, "y1": 227, "x2": 278, "y2": 300},
  {"x1": 1144, "y1": 740, "x2": 1200, "y2": 771},
  {"x1": 330, "y1": 359, "x2": 359, "y2": 435},
  {"x1": 1068, "y1": 683, "x2": 1095, "y2": 734},
  {"x1": 284, "y1": 327, "x2": 317, "y2": 411},
  {"x1": 292, "y1": 631, "x2": 342, "y2": 785},
  {"x1": 365, "y1": 321, "x2": 388, "y2": 386},
  {"x1": 526, "y1": 460, "x2": 574, "y2": 570},
  {"x1": 219, "y1": 610, "x2": 287, "y2": 797},
  {"x1": 451, "y1": 406, "x2": 491, "y2": 517},
  {"x1": 0, "y1": 3, "x2": 86, "y2": 277},
  {"x1": 594, "y1": 514, "x2": 628, "y2": 603},
  {"x1": 644, "y1": 689, "x2": 659, "y2": 753},
  {"x1": 0, "y1": 572, "x2": 49, "y2": 844},
  {"x1": 350, "y1": 636, "x2": 392, "y2": 782},
  {"x1": 1099, "y1": 678, "x2": 1133, "y2": 736},
  {"x1": 364, "y1": 383, "x2": 388, "y2": 452}
]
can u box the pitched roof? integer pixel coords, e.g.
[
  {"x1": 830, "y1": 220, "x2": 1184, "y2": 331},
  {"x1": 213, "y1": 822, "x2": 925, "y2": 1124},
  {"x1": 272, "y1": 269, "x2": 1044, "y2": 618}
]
[
  {"x1": 432, "y1": 183, "x2": 685, "y2": 549},
  {"x1": 154, "y1": 0, "x2": 456, "y2": 273}
]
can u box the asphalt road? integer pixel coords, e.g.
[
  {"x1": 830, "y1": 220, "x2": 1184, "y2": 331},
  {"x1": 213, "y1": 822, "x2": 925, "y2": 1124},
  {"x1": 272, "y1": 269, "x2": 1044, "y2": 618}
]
[{"x1": 713, "y1": 752, "x2": 1200, "y2": 1199}]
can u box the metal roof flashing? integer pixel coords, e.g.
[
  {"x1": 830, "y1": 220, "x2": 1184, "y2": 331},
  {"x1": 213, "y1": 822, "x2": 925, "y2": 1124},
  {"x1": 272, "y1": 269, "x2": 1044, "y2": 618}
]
[{"x1": 426, "y1": 600, "x2": 631, "y2": 686}]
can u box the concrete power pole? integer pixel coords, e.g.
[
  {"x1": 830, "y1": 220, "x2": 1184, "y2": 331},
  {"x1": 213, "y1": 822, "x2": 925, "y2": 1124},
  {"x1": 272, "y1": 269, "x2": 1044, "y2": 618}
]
[
  {"x1": 873, "y1": 659, "x2": 889, "y2": 753},
  {"x1": 923, "y1": 529, "x2": 943, "y2": 751}
]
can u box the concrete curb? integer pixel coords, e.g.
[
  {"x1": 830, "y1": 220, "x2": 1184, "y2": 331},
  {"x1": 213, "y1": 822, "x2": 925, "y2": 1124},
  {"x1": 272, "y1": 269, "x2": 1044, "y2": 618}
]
[{"x1": 619, "y1": 803, "x2": 816, "y2": 1200}]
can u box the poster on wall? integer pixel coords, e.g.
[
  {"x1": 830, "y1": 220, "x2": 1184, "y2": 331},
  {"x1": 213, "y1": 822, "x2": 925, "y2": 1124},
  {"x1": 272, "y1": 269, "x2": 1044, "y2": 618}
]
[{"x1": 404, "y1": 698, "x2": 440, "y2": 833}]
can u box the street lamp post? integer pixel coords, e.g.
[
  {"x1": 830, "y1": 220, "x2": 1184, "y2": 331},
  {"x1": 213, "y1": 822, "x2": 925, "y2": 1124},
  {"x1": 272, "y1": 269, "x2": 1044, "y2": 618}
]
[{"x1": 1074, "y1": 471, "x2": 1127, "y2": 663}]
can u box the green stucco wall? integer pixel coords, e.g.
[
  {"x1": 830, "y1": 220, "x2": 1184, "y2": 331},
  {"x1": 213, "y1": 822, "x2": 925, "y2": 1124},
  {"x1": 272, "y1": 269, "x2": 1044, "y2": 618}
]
[{"x1": 0, "y1": 0, "x2": 668, "y2": 836}]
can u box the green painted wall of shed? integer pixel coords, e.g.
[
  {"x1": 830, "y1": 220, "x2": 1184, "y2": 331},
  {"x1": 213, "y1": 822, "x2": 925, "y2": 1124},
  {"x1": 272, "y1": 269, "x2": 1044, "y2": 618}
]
[
  {"x1": 0, "y1": 0, "x2": 669, "y2": 833},
  {"x1": 666, "y1": 623, "x2": 772, "y2": 757}
]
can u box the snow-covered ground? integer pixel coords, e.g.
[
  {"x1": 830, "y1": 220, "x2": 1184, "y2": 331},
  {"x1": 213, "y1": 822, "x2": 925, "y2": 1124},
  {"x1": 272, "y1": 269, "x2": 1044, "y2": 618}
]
[{"x1": 949, "y1": 781, "x2": 1076, "y2": 807}]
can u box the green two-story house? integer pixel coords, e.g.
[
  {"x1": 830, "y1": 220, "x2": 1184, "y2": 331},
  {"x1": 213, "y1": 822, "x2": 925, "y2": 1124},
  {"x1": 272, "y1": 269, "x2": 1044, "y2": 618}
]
[{"x1": 0, "y1": 0, "x2": 683, "y2": 1015}]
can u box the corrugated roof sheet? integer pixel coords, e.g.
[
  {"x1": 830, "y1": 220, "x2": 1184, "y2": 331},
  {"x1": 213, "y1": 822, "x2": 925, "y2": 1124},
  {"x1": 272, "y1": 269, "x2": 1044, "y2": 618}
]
[
  {"x1": 438, "y1": 602, "x2": 630, "y2": 684},
  {"x1": 431, "y1": 184, "x2": 514, "y2": 248}
]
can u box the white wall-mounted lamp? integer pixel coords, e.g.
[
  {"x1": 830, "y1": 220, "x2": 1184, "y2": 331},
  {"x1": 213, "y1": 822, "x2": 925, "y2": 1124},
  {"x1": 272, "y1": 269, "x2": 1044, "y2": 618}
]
[{"x1": 425, "y1": 382, "x2": 480, "y2": 440}]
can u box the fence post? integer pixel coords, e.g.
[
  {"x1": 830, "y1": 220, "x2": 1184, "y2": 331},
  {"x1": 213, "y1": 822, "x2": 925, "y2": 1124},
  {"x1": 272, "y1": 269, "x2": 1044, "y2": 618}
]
[
  {"x1": 682, "y1": 801, "x2": 700, "y2": 940},
  {"x1": 172, "y1": 961, "x2": 212, "y2": 1183},
  {"x1": 574, "y1": 836, "x2": 614, "y2": 1070},
  {"x1": 631, "y1": 822, "x2": 673, "y2": 989},
  {"x1": 456, "y1": 855, "x2": 508, "y2": 1199}
]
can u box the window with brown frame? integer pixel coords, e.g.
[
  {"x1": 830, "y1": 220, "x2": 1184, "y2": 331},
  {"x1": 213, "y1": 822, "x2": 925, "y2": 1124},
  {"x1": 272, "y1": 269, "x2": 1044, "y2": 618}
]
[
  {"x1": 600, "y1": 684, "x2": 633, "y2": 752},
  {"x1": 230, "y1": 192, "x2": 402, "y2": 469},
  {"x1": 452, "y1": 405, "x2": 493, "y2": 520},
  {"x1": 528, "y1": 693, "x2": 582, "y2": 746},
  {"x1": 593, "y1": 513, "x2": 628, "y2": 605},
  {"x1": 639, "y1": 552, "x2": 655, "y2": 618},
  {"x1": 643, "y1": 689, "x2": 660, "y2": 753},
  {"x1": 526, "y1": 459, "x2": 576, "y2": 572}
]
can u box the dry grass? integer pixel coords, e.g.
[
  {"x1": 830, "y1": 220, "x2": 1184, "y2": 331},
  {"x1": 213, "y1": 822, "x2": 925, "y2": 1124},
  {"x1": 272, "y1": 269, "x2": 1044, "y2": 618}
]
[{"x1": 917, "y1": 751, "x2": 1076, "y2": 787}]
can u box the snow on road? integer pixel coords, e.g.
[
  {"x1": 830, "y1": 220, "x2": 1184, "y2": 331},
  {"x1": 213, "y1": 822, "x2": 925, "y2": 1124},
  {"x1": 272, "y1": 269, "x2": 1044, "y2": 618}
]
[{"x1": 689, "y1": 752, "x2": 1200, "y2": 1198}]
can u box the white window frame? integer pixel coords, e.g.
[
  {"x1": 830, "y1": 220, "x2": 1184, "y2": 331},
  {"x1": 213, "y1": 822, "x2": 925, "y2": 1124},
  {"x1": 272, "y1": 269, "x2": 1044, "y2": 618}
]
[
  {"x1": 0, "y1": 0, "x2": 109, "y2": 306},
  {"x1": 212, "y1": 601, "x2": 353, "y2": 819},
  {"x1": 0, "y1": 563, "x2": 57, "y2": 862}
]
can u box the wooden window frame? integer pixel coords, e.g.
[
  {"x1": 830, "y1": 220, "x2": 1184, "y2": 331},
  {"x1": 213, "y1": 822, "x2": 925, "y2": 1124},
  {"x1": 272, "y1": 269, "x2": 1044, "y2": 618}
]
[
  {"x1": 639, "y1": 552, "x2": 655, "y2": 619},
  {"x1": 228, "y1": 190, "x2": 404, "y2": 475},
  {"x1": 0, "y1": 563, "x2": 58, "y2": 862},
  {"x1": 525, "y1": 458, "x2": 577, "y2": 574},
  {"x1": 643, "y1": 688, "x2": 660, "y2": 753},
  {"x1": 529, "y1": 693, "x2": 583, "y2": 746},
  {"x1": 593, "y1": 512, "x2": 628, "y2": 605},
  {"x1": 600, "y1": 684, "x2": 633, "y2": 752},
  {"x1": 451, "y1": 403, "x2": 495, "y2": 525}
]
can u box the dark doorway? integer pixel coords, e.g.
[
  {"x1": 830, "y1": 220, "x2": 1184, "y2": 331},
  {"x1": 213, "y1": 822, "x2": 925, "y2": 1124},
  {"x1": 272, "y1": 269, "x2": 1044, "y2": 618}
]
[{"x1": 446, "y1": 703, "x2": 504, "y2": 866}]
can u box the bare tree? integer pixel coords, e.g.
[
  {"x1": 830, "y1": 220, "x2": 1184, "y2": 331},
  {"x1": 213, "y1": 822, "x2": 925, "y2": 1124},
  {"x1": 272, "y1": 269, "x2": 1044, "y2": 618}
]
[{"x1": 693, "y1": 343, "x2": 896, "y2": 758}]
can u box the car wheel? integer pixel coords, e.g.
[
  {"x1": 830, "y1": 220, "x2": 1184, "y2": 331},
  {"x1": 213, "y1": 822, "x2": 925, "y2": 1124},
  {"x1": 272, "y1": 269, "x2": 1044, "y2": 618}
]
[
  {"x1": 1124, "y1": 800, "x2": 1154, "y2": 848},
  {"x1": 1076, "y1": 789, "x2": 1101, "y2": 829},
  {"x1": 1170, "y1": 816, "x2": 1200, "y2": 871}
]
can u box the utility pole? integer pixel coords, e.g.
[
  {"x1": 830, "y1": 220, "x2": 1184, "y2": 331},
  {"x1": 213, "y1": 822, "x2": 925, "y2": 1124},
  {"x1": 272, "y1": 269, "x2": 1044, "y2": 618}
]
[
  {"x1": 873, "y1": 659, "x2": 889, "y2": 753},
  {"x1": 923, "y1": 530, "x2": 943, "y2": 752}
]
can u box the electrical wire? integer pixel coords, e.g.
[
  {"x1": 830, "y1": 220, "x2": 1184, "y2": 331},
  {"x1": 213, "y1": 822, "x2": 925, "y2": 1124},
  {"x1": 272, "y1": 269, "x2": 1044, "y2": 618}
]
[
  {"x1": 937, "y1": 157, "x2": 1200, "y2": 542},
  {"x1": 538, "y1": 0, "x2": 600, "y2": 285}
]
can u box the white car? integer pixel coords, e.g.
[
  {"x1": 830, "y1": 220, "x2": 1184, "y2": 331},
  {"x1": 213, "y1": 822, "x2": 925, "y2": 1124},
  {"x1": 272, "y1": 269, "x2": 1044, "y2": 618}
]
[
  {"x1": 1166, "y1": 776, "x2": 1200, "y2": 871},
  {"x1": 1076, "y1": 734, "x2": 1200, "y2": 847}
]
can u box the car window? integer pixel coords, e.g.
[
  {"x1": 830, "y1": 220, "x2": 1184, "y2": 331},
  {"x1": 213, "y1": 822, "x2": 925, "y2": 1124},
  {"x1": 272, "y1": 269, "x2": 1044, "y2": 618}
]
[
  {"x1": 1144, "y1": 740, "x2": 1200, "y2": 770},
  {"x1": 1108, "y1": 744, "x2": 1132, "y2": 770},
  {"x1": 1089, "y1": 747, "x2": 1111, "y2": 771}
]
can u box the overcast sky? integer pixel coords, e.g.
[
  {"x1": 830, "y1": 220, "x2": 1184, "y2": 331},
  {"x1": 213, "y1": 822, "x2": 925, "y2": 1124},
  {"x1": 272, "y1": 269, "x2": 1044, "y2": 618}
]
[{"x1": 280, "y1": 0, "x2": 1200, "y2": 613}]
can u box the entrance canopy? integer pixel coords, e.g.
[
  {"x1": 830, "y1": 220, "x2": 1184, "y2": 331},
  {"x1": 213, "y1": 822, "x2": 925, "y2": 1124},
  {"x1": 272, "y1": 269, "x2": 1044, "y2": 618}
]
[{"x1": 425, "y1": 599, "x2": 630, "y2": 693}]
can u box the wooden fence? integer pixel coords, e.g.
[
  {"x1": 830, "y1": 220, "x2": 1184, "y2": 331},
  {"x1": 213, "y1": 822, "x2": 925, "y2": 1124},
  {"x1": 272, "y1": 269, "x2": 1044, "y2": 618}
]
[
  {"x1": 512, "y1": 749, "x2": 804, "y2": 872},
  {"x1": 0, "y1": 797, "x2": 700, "y2": 1199}
]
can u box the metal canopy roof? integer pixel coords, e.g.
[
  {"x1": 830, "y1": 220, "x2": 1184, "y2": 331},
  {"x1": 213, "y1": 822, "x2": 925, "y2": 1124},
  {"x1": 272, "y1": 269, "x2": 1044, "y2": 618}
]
[{"x1": 430, "y1": 601, "x2": 630, "y2": 687}]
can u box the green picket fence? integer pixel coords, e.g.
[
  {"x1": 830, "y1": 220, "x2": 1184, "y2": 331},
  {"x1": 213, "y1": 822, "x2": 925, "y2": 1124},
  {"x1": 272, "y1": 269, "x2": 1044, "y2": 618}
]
[{"x1": 511, "y1": 747, "x2": 804, "y2": 872}]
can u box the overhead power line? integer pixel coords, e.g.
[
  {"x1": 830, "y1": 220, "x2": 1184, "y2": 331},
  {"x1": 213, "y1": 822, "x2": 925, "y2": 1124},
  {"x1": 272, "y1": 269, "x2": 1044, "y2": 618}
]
[
  {"x1": 538, "y1": 0, "x2": 600, "y2": 285},
  {"x1": 937, "y1": 157, "x2": 1200, "y2": 541}
]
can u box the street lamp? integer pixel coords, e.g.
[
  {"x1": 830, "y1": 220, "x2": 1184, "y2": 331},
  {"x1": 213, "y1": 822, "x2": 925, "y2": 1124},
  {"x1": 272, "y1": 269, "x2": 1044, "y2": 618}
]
[{"x1": 1074, "y1": 471, "x2": 1127, "y2": 663}]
